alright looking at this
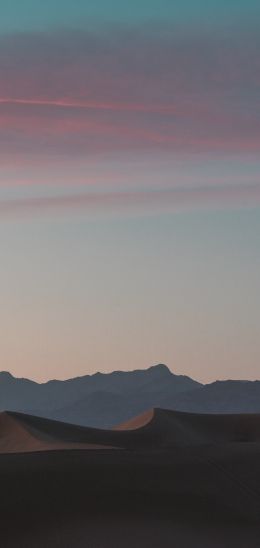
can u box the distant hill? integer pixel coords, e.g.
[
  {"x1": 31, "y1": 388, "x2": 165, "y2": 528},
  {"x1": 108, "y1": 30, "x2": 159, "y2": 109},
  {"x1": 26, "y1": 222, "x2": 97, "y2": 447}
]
[
  {"x1": 169, "y1": 380, "x2": 260, "y2": 414},
  {"x1": 0, "y1": 365, "x2": 199, "y2": 427},
  {"x1": 1, "y1": 365, "x2": 260, "y2": 428}
]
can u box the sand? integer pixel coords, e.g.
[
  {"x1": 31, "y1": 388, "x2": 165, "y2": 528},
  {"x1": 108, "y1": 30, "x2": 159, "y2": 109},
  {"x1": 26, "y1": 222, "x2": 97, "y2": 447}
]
[
  {"x1": 0, "y1": 408, "x2": 260, "y2": 546},
  {"x1": 0, "y1": 411, "x2": 115, "y2": 453}
]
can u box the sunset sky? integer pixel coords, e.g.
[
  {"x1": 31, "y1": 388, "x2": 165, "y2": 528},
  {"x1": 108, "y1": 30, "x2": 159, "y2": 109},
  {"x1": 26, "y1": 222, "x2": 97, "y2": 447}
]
[{"x1": 0, "y1": 1, "x2": 259, "y2": 382}]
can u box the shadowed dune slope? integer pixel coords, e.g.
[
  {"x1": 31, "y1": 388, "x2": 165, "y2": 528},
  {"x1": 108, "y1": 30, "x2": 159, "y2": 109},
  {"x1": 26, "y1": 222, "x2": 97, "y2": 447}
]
[
  {"x1": 2, "y1": 408, "x2": 260, "y2": 454},
  {"x1": 116, "y1": 407, "x2": 260, "y2": 443}
]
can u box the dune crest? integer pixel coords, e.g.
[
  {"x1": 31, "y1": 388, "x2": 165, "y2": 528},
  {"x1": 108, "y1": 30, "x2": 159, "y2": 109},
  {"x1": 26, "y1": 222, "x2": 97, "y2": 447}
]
[{"x1": 113, "y1": 409, "x2": 155, "y2": 430}]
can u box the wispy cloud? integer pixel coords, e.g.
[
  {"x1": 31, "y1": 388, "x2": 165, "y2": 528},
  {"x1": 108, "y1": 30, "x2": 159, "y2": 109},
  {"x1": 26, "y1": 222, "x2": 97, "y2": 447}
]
[
  {"x1": 0, "y1": 26, "x2": 259, "y2": 161},
  {"x1": 0, "y1": 183, "x2": 259, "y2": 220},
  {"x1": 0, "y1": 98, "x2": 176, "y2": 114}
]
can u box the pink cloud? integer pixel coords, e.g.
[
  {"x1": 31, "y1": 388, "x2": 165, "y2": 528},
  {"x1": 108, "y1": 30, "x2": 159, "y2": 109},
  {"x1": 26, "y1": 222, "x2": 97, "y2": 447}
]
[{"x1": 0, "y1": 26, "x2": 259, "y2": 162}]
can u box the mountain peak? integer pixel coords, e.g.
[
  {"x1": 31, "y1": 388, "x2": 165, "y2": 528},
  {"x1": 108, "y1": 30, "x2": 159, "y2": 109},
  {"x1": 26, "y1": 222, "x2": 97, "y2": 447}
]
[
  {"x1": 148, "y1": 364, "x2": 171, "y2": 376},
  {"x1": 0, "y1": 371, "x2": 14, "y2": 380}
]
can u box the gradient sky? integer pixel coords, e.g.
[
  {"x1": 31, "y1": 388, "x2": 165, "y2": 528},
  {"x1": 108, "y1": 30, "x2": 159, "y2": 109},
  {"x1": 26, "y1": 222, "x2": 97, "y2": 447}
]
[{"x1": 0, "y1": 1, "x2": 259, "y2": 382}]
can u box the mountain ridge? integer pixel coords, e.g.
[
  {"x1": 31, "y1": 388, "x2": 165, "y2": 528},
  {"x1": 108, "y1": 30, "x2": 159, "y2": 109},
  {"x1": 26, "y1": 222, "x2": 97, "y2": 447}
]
[{"x1": 1, "y1": 364, "x2": 260, "y2": 428}]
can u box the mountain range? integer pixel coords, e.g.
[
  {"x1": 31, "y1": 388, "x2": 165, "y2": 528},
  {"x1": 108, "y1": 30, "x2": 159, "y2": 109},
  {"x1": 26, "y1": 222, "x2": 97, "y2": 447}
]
[{"x1": 1, "y1": 364, "x2": 260, "y2": 428}]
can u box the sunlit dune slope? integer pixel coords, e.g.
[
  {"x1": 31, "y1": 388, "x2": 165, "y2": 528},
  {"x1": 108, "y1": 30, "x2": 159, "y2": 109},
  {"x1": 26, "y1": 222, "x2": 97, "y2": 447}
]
[{"x1": 0, "y1": 412, "x2": 114, "y2": 453}]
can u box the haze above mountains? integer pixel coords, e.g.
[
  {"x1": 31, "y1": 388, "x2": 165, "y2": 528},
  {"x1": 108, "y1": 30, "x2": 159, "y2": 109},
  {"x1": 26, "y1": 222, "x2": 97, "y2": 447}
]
[{"x1": 1, "y1": 364, "x2": 260, "y2": 428}]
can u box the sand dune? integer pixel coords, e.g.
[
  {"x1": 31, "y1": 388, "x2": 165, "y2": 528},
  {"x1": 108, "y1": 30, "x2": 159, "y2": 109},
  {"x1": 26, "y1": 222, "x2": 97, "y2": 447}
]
[
  {"x1": 1, "y1": 408, "x2": 260, "y2": 546},
  {"x1": 115, "y1": 407, "x2": 260, "y2": 449},
  {"x1": 0, "y1": 411, "x2": 114, "y2": 453},
  {"x1": 2, "y1": 407, "x2": 260, "y2": 453},
  {"x1": 115, "y1": 407, "x2": 260, "y2": 443}
]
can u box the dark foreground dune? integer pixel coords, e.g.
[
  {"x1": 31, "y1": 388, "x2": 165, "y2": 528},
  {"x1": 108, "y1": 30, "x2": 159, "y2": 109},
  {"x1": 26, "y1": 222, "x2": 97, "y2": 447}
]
[{"x1": 1, "y1": 409, "x2": 260, "y2": 547}]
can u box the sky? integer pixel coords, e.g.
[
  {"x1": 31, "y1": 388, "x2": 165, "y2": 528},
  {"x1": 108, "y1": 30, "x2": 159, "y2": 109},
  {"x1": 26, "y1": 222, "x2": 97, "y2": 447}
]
[{"x1": 0, "y1": 1, "x2": 259, "y2": 382}]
